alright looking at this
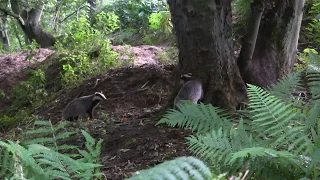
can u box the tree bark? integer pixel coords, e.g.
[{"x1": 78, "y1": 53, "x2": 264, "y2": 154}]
[
  {"x1": 168, "y1": 0, "x2": 247, "y2": 111},
  {"x1": 240, "y1": 0, "x2": 305, "y2": 87},
  {"x1": 0, "y1": 16, "x2": 10, "y2": 50},
  {"x1": 7, "y1": 0, "x2": 56, "y2": 48},
  {"x1": 237, "y1": 0, "x2": 264, "y2": 76},
  {"x1": 87, "y1": 0, "x2": 97, "y2": 23}
]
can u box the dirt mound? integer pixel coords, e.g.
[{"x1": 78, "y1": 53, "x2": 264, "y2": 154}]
[
  {"x1": 0, "y1": 49, "x2": 54, "y2": 93},
  {"x1": 1, "y1": 46, "x2": 190, "y2": 179},
  {"x1": 36, "y1": 64, "x2": 192, "y2": 179},
  {"x1": 37, "y1": 64, "x2": 175, "y2": 122},
  {"x1": 112, "y1": 45, "x2": 166, "y2": 66}
]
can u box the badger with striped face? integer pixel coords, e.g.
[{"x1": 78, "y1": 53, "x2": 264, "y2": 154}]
[
  {"x1": 62, "y1": 92, "x2": 107, "y2": 121},
  {"x1": 174, "y1": 73, "x2": 203, "y2": 109}
]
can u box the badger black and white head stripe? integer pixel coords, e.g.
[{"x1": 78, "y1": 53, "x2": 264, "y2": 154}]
[
  {"x1": 181, "y1": 73, "x2": 193, "y2": 79},
  {"x1": 93, "y1": 92, "x2": 107, "y2": 101}
]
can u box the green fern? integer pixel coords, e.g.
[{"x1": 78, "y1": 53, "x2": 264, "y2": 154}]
[
  {"x1": 0, "y1": 146, "x2": 15, "y2": 177},
  {"x1": 247, "y1": 84, "x2": 311, "y2": 155},
  {"x1": 76, "y1": 130, "x2": 104, "y2": 177},
  {"x1": 158, "y1": 82, "x2": 319, "y2": 179},
  {"x1": 268, "y1": 70, "x2": 303, "y2": 102},
  {"x1": 24, "y1": 120, "x2": 77, "y2": 153},
  {"x1": 306, "y1": 70, "x2": 320, "y2": 100},
  {"x1": 157, "y1": 102, "x2": 233, "y2": 134},
  {"x1": 0, "y1": 120, "x2": 104, "y2": 179},
  {"x1": 128, "y1": 156, "x2": 212, "y2": 180},
  {"x1": 303, "y1": 52, "x2": 320, "y2": 101},
  {"x1": 187, "y1": 120, "x2": 253, "y2": 174}
]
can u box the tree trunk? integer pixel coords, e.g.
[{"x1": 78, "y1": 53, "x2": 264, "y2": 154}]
[
  {"x1": 168, "y1": 0, "x2": 247, "y2": 111},
  {"x1": 87, "y1": 0, "x2": 97, "y2": 23},
  {"x1": 240, "y1": 0, "x2": 305, "y2": 87},
  {"x1": 237, "y1": 0, "x2": 263, "y2": 76},
  {"x1": 9, "y1": 0, "x2": 56, "y2": 48},
  {"x1": 0, "y1": 16, "x2": 10, "y2": 50}
]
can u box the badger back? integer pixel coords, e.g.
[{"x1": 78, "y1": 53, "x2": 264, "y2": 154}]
[
  {"x1": 176, "y1": 80, "x2": 203, "y2": 103},
  {"x1": 62, "y1": 95, "x2": 94, "y2": 119}
]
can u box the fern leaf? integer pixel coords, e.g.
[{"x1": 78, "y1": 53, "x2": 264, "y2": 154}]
[
  {"x1": 128, "y1": 156, "x2": 212, "y2": 180},
  {"x1": 268, "y1": 70, "x2": 303, "y2": 102},
  {"x1": 306, "y1": 70, "x2": 320, "y2": 100},
  {"x1": 247, "y1": 84, "x2": 312, "y2": 156},
  {"x1": 187, "y1": 128, "x2": 232, "y2": 166},
  {"x1": 157, "y1": 103, "x2": 233, "y2": 134},
  {"x1": 0, "y1": 146, "x2": 15, "y2": 177},
  {"x1": 34, "y1": 120, "x2": 51, "y2": 126}
]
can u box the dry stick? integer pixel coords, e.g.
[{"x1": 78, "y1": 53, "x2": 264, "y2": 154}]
[{"x1": 241, "y1": 170, "x2": 249, "y2": 180}]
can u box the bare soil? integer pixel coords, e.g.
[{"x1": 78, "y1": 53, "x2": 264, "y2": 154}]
[{"x1": 0, "y1": 46, "x2": 191, "y2": 179}]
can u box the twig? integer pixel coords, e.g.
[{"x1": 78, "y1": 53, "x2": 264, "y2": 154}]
[{"x1": 0, "y1": 8, "x2": 25, "y2": 25}]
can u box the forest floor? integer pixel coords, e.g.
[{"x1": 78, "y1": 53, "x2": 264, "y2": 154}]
[{"x1": 0, "y1": 45, "x2": 191, "y2": 179}]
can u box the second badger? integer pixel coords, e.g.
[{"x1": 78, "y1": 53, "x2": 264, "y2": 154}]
[
  {"x1": 62, "y1": 92, "x2": 107, "y2": 121},
  {"x1": 174, "y1": 73, "x2": 203, "y2": 109}
]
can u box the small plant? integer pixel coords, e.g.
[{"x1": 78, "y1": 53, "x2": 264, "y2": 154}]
[
  {"x1": 295, "y1": 48, "x2": 318, "y2": 71},
  {"x1": 0, "y1": 120, "x2": 104, "y2": 179},
  {"x1": 10, "y1": 69, "x2": 47, "y2": 108},
  {"x1": 93, "y1": 12, "x2": 120, "y2": 34},
  {"x1": 149, "y1": 11, "x2": 172, "y2": 36},
  {"x1": 307, "y1": 2, "x2": 320, "y2": 46},
  {"x1": 103, "y1": 0, "x2": 168, "y2": 31},
  {"x1": 128, "y1": 156, "x2": 213, "y2": 180},
  {"x1": 157, "y1": 46, "x2": 178, "y2": 64}
]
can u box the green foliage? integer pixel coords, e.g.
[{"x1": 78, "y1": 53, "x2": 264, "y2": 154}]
[
  {"x1": 268, "y1": 70, "x2": 303, "y2": 102},
  {"x1": 156, "y1": 46, "x2": 178, "y2": 64},
  {"x1": 128, "y1": 156, "x2": 212, "y2": 180},
  {"x1": 10, "y1": 69, "x2": 47, "y2": 109},
  {"x1": 307, "y1": 2, "x2": 320, "y2": 45},
  {"x1": 54, "y1": 12, "x2": 120, "y2": 88},
  {"x1": 296, "y1": 48, "x2": 318, "y2": 71},
  {"x1": 149, "y1": 11, "x2": 172, "y2": 35},
  {"x1": 23, "y1": 120, "x2": 77, "y2": 152},
  {"x1": 77, "y1": 130, "x2": 104, "y2": 176},
  {"x1": 93, "y1": 12, "x2": 120, "y2": 34},
  {"x1": 103, "y1": 0, "x2": 167, "y2": 30},
  {"x1": 231, "y1": 0, "x2": 252, "y2": 42},
  {"x1": 157, "y1": 102, "x2": 233, "y2": 135},
  {"x1": 0, "y1": 120, "x2": 104, "y2": 179},
  {"x1": 109, "y1": 28, "x2": 141, "y2": 45},
  {"x1": 158, "y1": 80, "x2": 320, "y2": 179},
  {"x1": 59, "y1": 41, "x2": 119, "y2": 87}
]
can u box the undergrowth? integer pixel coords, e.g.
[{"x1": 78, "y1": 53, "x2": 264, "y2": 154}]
[
  {"x1": 157, "y1": 54, "x2": 320, "y2": 179},
  {"x1": 0, "y1": 120, "x2": 104, "y2": 179}
]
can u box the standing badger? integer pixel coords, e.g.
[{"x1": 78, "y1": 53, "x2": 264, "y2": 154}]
[
  {"x1": 62, "y1": 92, "x2": 107, "y2": 121},
  {"x1": 174, "y1": 73, "x2": 203, "y2": 109}
]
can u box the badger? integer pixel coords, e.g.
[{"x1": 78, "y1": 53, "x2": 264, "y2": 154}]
[
  {"x1": 62, "y1": 92, "x2": 107, "y2": 121},
  {"x1": 174, "y1": 73, "x2": 203, "y2": 109}
]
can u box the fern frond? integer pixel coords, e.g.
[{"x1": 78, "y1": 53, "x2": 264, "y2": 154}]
[
  {"x1": 128, "y1": 156, "x2": 212, "y2": 180},
  {"x1": 268, "y1": 71, "x2": 303, "y2": 102},
  {"x1": 0, "y1": 146, "x2": 15, "y2": 177},
  {"x1": 306, "y1": 70, "x2": 320, "y2": 100},
  {"x1": 247, "y1": 84, "x2": 310, "y2": 155},
  {"x1": 157, "y1": 103, "x2": 233, "y2": 134},
  {"x1": 230, "y1": 147, "x2": 300, "y2": 165},
  {"x1": 24, "y1": 120, "x2": 76, "y2": 152}
]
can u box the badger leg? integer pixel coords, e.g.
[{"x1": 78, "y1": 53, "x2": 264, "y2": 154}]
[
  {"x1": 88, "y1": 110, "x2": 93, "y2": 119},
  {"x1": 87, "y1": 110, "x2": 94, "y2": 123}
]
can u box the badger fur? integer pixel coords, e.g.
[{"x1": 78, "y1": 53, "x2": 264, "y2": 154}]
[
  {"x1": 174, "y1": 73, "x2": 203, "y2": 109},
  {"x1": 62, "y1": 92, "x2": 107, "y2": 121}
]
